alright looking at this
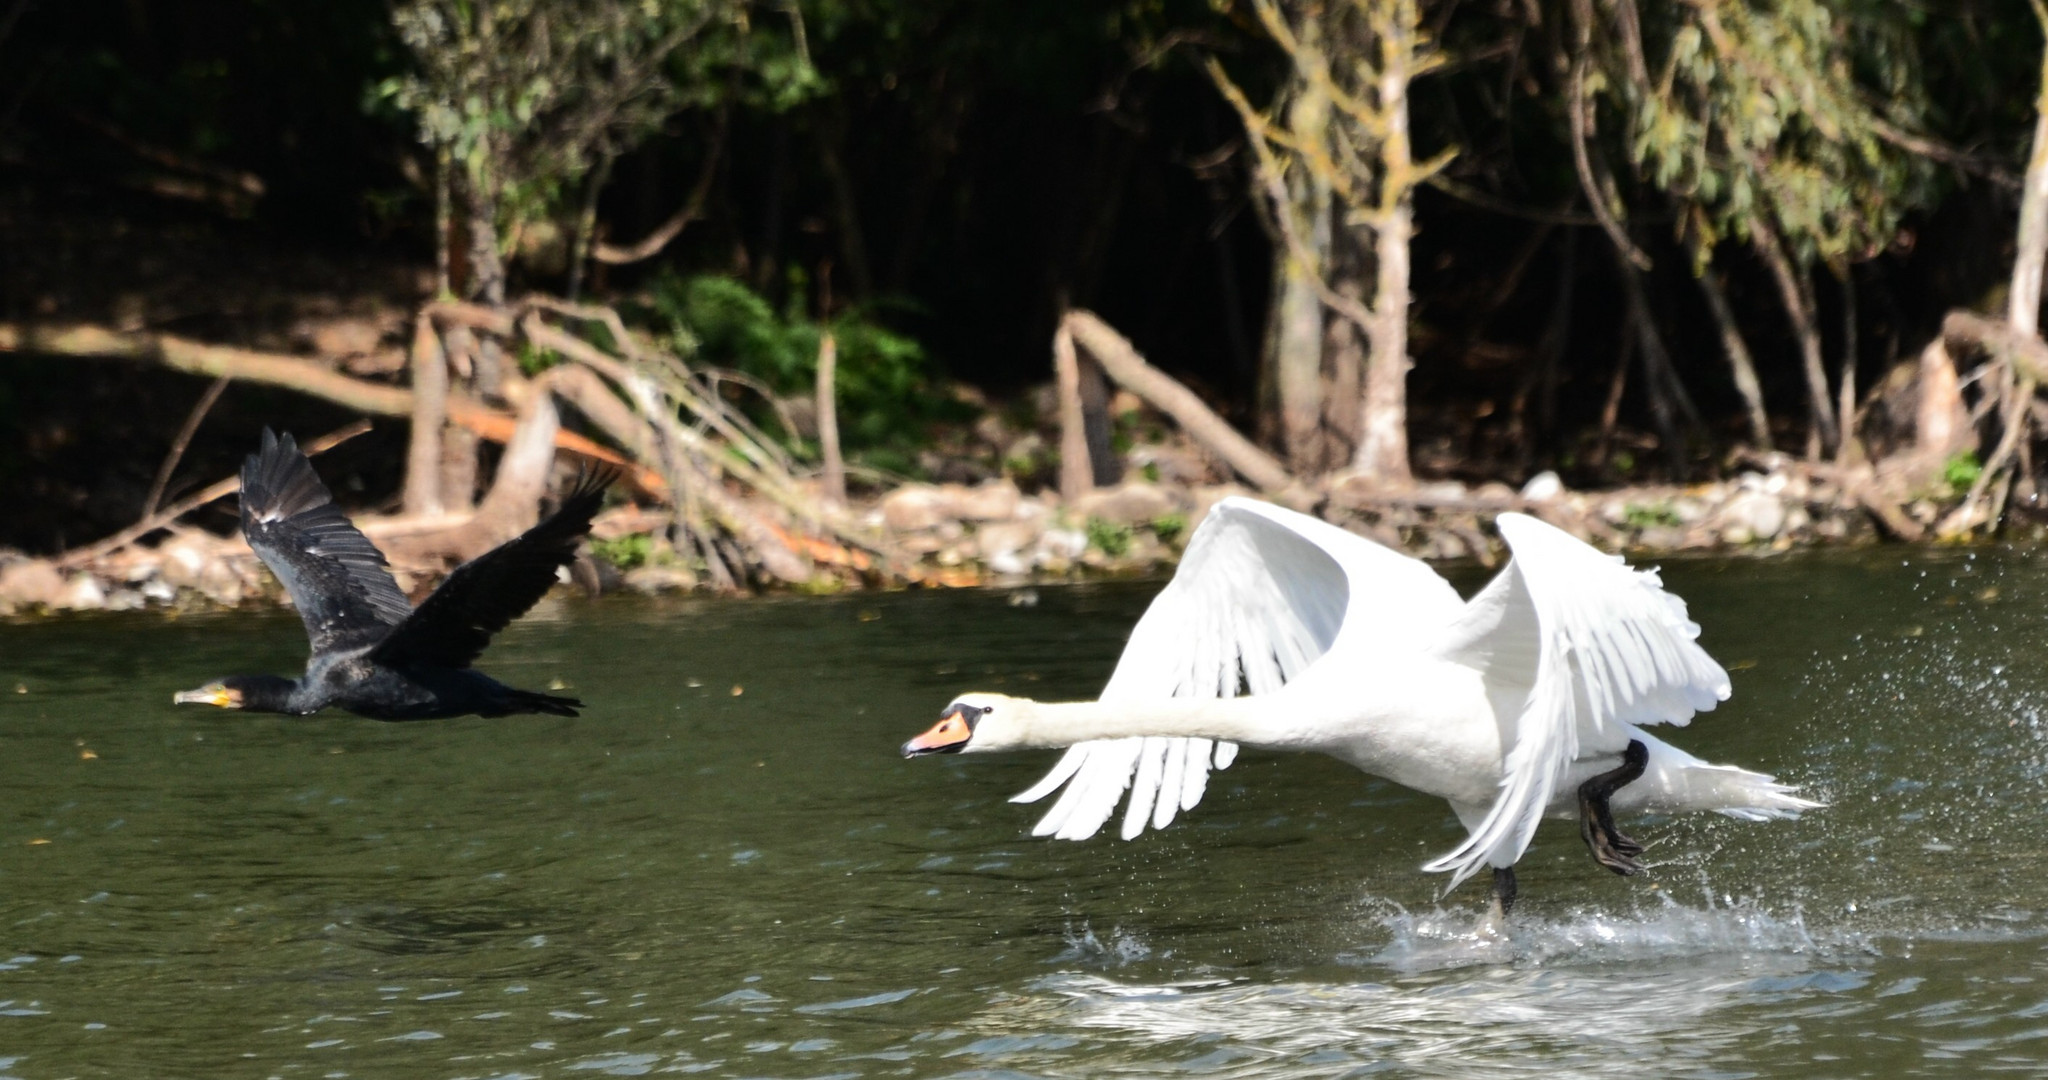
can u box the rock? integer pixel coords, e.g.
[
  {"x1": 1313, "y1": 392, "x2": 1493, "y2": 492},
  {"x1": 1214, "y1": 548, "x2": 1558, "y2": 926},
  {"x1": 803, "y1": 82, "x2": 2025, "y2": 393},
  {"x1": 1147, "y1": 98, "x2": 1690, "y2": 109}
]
[
  {"x1": 1718, "y1": 491, "x2": 1787, "y2": 542},
  {"x1": 880, "y1": 480, "x2": 1021, "y2": 532},
  {"x1": 1520, "y1": 471, "x2": 1564, "y2": 501},
  {"x1": 954, "y1": 479, "x2": 1022, "y2": 521},
  {"x1": 623, "y1": 565, "x2": 698, "y2": 594},
  {"x1": 1635, "y1": 525, "x2": 1688, "y2": 550},
  {"x1": 987, "y1": 549, "x2": 1031, "y2": 576},
  {"x1": 157, "y1": 534, "x2": 213, "y2": 589},
  {"x1": 881, "y1": 485, "x2": 951, "y2": 532},
  {"x1": 1414, "y1": 480, "x2": 1469, "y2": 504},
  {"x1": 976, "y1": 518, "x2": 1045, "y2": 563},
  {"x1": 104, "y1": 588, "x2": 146, "y2": 612},
  {"x1": 198, "y1": 558, "x2": 249, "y2": 605},
  {"x1": 1074, "y1": 482, "x2": 1178, "y2": 526},
  {"x1": 56, "y1": 573, "x2": 106, "y2": 611},
  {"x1": 897, "y1": 533, "x2": 948, "y2": 557},
  {"x1": 1038, "y1": 528, "x2": 1088, "y2": 561},
  {"x1": 0, "y1": 560, "x2": 64, "y2": 608}
]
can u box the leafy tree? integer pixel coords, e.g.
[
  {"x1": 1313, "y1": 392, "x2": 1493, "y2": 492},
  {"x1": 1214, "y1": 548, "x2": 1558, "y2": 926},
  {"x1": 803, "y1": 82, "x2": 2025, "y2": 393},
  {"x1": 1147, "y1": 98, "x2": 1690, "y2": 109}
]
[
  {"x1": 1603, "y1": 0, "x2": 1940, "y2": 452},
  {"x1": 382, "y1": 0, "x2": 746, "y2": 316}
]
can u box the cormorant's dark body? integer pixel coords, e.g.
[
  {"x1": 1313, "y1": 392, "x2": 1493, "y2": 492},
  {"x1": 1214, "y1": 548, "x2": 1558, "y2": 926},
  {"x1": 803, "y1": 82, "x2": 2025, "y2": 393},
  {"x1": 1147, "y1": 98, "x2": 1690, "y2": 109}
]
[{"x1": 179, "y1": 430, "x2": 611, "y2": 721}]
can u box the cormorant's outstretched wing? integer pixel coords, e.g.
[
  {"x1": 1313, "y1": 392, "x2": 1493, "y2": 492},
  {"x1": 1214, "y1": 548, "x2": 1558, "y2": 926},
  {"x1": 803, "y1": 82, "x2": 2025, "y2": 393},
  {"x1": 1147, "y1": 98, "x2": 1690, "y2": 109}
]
[
  {"x1": 372, "y1": 468, "x2": 614, "y2": 670},
  {"x1": 240, "y1": 429, "x2": 414, "y2": 656}
]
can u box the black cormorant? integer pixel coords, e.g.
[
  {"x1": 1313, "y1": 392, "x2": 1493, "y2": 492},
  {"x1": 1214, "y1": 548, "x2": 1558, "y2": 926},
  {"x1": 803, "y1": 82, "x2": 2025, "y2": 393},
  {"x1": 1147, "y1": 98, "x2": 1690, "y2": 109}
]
[{"x1": 174, "y1": 429, "x2": 612, "y2": 719}]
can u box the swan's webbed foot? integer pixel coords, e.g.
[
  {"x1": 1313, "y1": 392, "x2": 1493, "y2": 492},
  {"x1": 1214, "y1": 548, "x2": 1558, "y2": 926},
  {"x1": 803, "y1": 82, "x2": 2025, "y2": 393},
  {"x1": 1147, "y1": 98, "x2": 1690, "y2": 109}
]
[
  {"x1": 1490, "y1": 865, "x2": 1518, "y2": 918},
  {"x1": 1578, "y1": 738, "x2": 1649, "y2": 876},
  {"x1": 1477, "y1": 865, "x2": 1518, "y2": 936}
]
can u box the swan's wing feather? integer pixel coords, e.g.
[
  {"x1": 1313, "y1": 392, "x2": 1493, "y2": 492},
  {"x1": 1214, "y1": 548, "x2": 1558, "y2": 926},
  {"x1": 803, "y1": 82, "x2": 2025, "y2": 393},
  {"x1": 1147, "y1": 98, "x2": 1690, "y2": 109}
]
[
  {"x1": 1015, "y1": 497, "x2": 1464, "y2": 842},
  {"x1": 1424, "y1": 512, "x2": 1730, "y2": 888}
]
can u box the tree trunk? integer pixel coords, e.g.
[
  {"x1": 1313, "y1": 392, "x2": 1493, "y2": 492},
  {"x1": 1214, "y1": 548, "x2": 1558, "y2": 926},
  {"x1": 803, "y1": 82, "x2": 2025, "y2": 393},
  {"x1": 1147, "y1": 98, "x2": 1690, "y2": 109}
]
[
  {"x1": 1064, "y1": 311, "x2": 1293, "y2": 493},
  {"x1": 1053, "y1": 318, "x2": 1094, "y2": 503},
  {"x1": 815, "y1": 332, "x2": 845, "y2": 507},
  {"x1": 434, "y1": 149, "x2": 453, "y2": 298},
  {"x1": 2011, "y1": 50, "x2": 2048, "y2": 339},
  {"x1": 404, "y1": 314, "x2": 449, "y2": 516},
  {"x1": 1323, "y1": 277, "x2": 1366, "y2": 460},
  {"x1": 1354, "y1": 0, "x2": 1417, "y2": 483},
  {"x1": 1615, "y1": 249, "x2": 1690, "y2": 479},
  {"x1": 1695, "y1": 266, "x2": 1772, "y2": 449},
  {"x1": 1276, "y1": 56, "x2": 1332, "y2": 473},
  {"x1": 565, "y1": 152, "x2": 613, "y2": 301},
  {"x1": 1835, "y1": 263, "x2": 1863, "y2": 463},
  {"x1": 1750, "y1": 220, "x2": 1837, "y2": 453}
]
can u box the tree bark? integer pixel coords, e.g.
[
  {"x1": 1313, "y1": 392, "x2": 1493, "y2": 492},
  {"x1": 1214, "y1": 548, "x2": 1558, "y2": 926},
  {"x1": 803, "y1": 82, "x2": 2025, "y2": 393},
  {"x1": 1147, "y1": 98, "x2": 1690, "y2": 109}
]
[
  {"x1": 1354, "y1": 0, "x2": 1418, "y2": 483},
  {"x1": 815, "y1": 332, "x2": 845, "y2": 507},
  {"x1": 1064, "y1": 311, "x2": 1293, "y2": 493},
  {"x1": 1053, "y1": 317, "x2": 1094, "y2": 503},
  {"x1": 1750, "y1": 218, "x2": 1838, "y2": 453},
  {"x1": 1835, "y1": 263, "x2": 1863, "y2": 463},
  {"x1": 1276, "y1": 48, "x2": 1333, "y2": 473},
  {"x1": 1695, "y1": 266, "x2": 1772, "y2": 449},
  {"x1": 404, "y1": 314, "x2": 449, "y2": 516}
]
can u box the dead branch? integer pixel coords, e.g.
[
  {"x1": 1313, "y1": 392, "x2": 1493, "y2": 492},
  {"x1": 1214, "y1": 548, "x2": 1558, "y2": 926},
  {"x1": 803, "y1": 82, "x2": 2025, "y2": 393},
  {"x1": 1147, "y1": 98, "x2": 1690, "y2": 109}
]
[
  {"x1": 816, "y1": 332, "x2": 845, "y2": 506},
  {"x1": 54, "y1": 421, "x2": 373, "y2": 569},
  {"x1": 1063, "y1": 310, "x2": 1294, "y2": 493},
  {"x1": 142, "y1": 375, "x2": 230, "y2": 519}
]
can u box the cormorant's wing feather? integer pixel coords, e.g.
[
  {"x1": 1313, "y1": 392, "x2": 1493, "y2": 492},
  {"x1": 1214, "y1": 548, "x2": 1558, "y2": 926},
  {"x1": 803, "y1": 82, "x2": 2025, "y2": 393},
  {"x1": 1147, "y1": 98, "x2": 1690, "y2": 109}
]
[
  {"x1": 1423, "y1": 512, "x2": 1730, "y2": 889},
  {"x1": 373, "y1": 467, "x2": 613, "y2": 670},
  {"x1": 1015, "y1": 497, "x2": 1466, "y2": 841},
  {"x1": 239, "y1": 429, "x2": 412, "y2": 655}
]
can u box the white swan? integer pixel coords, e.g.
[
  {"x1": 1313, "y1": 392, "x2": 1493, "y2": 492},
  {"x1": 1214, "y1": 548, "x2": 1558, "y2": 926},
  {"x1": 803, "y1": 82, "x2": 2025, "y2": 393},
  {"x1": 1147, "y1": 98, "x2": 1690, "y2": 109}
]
[{"x1": 902, "y1": 496, "x2": 1818, "y2": 912}]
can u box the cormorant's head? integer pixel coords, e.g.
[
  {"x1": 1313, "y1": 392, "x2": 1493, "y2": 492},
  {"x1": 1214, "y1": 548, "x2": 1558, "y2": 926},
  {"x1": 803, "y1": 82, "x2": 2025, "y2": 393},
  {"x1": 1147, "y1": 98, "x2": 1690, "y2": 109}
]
[
  {"x1": 902, "y1": 693, "x2": 1023, "y2": 756},
  {"x1": 173, "y1": 675, "x2": 294, "y2": 712}
]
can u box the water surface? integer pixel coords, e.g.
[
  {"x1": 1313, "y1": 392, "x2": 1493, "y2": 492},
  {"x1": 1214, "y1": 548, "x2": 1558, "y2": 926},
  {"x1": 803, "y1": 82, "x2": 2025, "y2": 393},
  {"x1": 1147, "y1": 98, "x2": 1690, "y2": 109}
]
[{"x1": 3, "y1": 549, "x2": 2048, "y2": 1077}]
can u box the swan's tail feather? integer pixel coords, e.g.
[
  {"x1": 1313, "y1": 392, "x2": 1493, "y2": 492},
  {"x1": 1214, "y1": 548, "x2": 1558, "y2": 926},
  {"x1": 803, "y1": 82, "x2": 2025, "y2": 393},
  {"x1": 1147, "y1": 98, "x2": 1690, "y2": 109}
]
[{"x1": 1425, "y1": 734, "x2": 1821, "y2": 892}]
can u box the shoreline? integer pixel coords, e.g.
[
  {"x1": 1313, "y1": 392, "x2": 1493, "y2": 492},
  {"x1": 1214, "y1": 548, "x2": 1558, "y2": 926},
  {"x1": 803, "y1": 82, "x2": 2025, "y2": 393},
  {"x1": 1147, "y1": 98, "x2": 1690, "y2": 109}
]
[{"x1": 0, "y1": 455, "x2": 1965, "y2": 618}]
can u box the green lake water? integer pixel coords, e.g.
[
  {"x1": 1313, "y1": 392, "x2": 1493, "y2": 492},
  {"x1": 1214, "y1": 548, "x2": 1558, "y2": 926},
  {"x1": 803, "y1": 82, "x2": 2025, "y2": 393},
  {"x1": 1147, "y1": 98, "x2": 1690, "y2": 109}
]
[{"x1": 4, "y1": 548, "x2": 2048, "y2": 1078}]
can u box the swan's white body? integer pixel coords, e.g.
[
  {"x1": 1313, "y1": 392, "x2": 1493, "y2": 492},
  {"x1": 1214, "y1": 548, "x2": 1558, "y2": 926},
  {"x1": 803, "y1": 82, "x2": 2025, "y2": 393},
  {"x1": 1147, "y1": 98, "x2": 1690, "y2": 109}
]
[{"x1": 921, "y1": 497, "x2": 1816, "y2": 891}]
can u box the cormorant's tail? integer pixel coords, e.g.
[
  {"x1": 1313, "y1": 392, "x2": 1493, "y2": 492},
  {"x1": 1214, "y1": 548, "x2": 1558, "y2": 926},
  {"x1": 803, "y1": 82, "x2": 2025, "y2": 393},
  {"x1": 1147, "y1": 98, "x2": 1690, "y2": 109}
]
[{"x1": 502, "y1": 690, "x2": 584, "y2": 718}]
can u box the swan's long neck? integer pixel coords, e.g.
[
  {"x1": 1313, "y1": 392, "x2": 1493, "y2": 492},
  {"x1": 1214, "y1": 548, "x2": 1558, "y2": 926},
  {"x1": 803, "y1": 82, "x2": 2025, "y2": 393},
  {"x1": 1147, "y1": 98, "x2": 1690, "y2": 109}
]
[{"x1": 1011, "y1": 695, "x2": 1286, "y2": 750}]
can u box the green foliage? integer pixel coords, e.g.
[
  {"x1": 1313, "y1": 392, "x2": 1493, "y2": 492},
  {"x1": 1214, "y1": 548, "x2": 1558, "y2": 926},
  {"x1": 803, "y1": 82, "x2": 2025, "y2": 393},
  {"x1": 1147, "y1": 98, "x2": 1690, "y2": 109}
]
[
  {"x1": 1621, "y1": 502, "x2": 1682, "y2": 530},
  {"x1": 1149, "y1": 513, "x2": 1187, "y2": 545},
  {"x1": 379, "y1": 0, "x2": 746, "y2": 245},
  {"x1": 1621, "y1": 0, "x2": 1938, "y2": 268},
  {"x1": 1943, "y1": 450, "x2": 1983, "y2": 495},
  {"x1": 1085, "y1": 517, "x2": 1134, "y2": 557},
  {"x1": 590, "y1": 533, "x2": 653, "y2": 570},
  {"x1": 638, "y1": 272, "x2": 955, "y2": 464}
]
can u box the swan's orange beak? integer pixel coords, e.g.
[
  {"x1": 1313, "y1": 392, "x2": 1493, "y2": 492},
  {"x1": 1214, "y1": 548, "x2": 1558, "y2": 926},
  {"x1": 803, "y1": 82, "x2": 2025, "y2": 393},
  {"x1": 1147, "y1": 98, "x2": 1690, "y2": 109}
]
[{"x1": 902, "y1": 708, "x2": 973, "y2": 757}]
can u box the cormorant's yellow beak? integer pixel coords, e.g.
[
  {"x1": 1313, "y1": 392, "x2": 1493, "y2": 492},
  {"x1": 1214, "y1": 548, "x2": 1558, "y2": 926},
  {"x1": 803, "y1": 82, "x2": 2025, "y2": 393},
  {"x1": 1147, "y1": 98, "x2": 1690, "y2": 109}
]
[
  {"x1": 902, "y1": 707, "x2": 974, "y2": 757},
  {"x1": 173, "y1": 685, "x2": 241, "y2": 709}
]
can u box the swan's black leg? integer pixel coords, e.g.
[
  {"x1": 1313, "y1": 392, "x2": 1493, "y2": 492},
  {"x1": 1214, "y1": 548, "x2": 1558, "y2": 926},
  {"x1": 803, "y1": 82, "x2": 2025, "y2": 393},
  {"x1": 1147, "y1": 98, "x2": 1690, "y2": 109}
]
[
  {"x1": 1579, "y1": 738, "x2": 1649, "y2": 876},
  {"x1": 1490, "y1": 865, "x2": 1518, "y2": 918}
]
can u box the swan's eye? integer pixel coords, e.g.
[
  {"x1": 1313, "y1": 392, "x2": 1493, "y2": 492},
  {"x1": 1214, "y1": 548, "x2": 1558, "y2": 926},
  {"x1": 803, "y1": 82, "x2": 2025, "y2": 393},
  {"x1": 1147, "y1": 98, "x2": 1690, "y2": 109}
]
[{"x1": 981, "y1": 706, "x2": 994, "y2": 715}]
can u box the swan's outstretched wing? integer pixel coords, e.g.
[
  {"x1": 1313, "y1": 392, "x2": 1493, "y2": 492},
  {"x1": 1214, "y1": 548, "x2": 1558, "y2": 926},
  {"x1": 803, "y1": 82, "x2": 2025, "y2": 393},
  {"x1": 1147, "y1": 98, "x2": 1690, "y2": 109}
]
[
  {"x1": 1016, "y1": 497, "x2": 1465, "y2": 841},
  {"x1": 1424, "y1": 512, "x2": 1730, "y2": 889}
]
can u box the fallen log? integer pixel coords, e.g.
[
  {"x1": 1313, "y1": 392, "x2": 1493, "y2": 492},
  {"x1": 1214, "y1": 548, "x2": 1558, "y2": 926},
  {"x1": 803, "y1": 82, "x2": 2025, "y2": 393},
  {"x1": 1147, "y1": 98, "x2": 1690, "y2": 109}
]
[
  {"x1": 1060, "y1": 310, "x2": 1294, "y2": 494},
  {"x1": 0, "y1": 319, "x2": 658, "y2": 491}
]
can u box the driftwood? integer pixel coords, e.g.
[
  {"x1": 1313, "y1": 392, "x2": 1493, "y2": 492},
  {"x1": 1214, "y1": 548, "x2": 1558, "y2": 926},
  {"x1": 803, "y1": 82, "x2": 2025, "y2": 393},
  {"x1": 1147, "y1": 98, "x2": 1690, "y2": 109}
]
[
  {"x1": 1058, "y1": 310, "x2": 1294, "y2": 494},
  {"x1": 815, "y1": 333, "x2": 846, "y2": 507},
  {"x1": 52, "y1": 421, "x2": 372, "y2": 569}
]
